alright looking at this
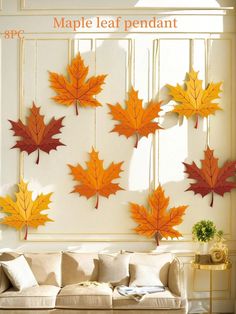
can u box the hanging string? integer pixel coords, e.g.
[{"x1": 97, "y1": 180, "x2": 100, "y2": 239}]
[
  {"x1": 93, "y1": 39, "x2": 97, "y2": 150},
  {"x1": 127, "y1": 39, "x2": 134, "y2": 91},
  {"x1": 35, "y1": 40, "x2": 38, "y2": 104},
  {"x1": 19, "y1": 38, "x2": 25, "y2": 180},
  {"x1": 147, "y1": 48, "x2": 152, "y2": 193},
  {"x1": 205, "y1": 38, "x2": 210, "y2": 148},
  {"x1": 154, "y1": 39, "x2": 160, "y2": 188}
]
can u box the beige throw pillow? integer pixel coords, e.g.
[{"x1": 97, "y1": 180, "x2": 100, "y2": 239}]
[
  {"x1": 0, "y1": 252, "x2": 20, "y2": 293},
  {"x1": 24, "y1": 252, "x2": 62, "y2": 287},
  {"x1": 129, "y1": 264, "x2": 164, "y2": 287},
  {"x1": 98, "y1": 253, "x2": 131, "y2": 286},
  {"x1": 62, "y1": 252, "x2": 99, "y2": 286},
  {"x1": 1, "y1": 255, "x2": 38, "y2": 291}
]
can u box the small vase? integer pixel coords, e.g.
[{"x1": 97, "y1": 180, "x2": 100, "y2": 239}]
[{"x1": 198, "y1": 242, "x2": 209, "y2": 254}]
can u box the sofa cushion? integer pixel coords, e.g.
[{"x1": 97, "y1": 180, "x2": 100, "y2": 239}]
[
  {"x1": 129, "y1": 264, "x2": 164, "y2": 287},
  {"x1": 56, "y1": 283, "x2": 112, "y2": 309},
  {"x1": 0, "y1": 252, "x2": 21, "y2": 293},
  {"x1": 129, "y1": 252, "x2": 173, "y2": 286},
  {"x1": 168, "y1": 258, "x2": 182, "y2": 296},
  {"x1": 62, "y1": 252, "x2": 98, "y2": 286},
  {"x1": 98, "y1": 253, "x2": 131, "y2": 286},
  {"x1": 1, "y1": 255, "x2": 38, "y2": 291},
  {"x1": 0, "y1": 285, "x2": 60, "y2": 309},
  {"x1": 112, "y1": 287, "x2": 182, "y2": 309},
  {"x1": 24, "y1": 252, "x2": 62, "y2": 287}
]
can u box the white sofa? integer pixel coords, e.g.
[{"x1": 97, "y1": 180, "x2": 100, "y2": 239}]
[{"x1": 0, "y1": 251, "x2": 187, "y2": 314}]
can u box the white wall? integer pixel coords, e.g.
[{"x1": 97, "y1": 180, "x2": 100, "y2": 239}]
[{"x1": 0, "y1": 0, "x2": 236, "y2": 312}]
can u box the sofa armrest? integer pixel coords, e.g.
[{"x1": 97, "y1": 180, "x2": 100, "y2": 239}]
[
  {"x1": 168, "y1": 257, "x2": 185, "y2": 297},
  {"x1": 0, "y1": 265, "x2": 10, "y2": 294}
]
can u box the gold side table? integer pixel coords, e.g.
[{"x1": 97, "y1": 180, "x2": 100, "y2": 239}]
[{"x1": 191, "y1": 262, "x2": 232, "y2": 314}]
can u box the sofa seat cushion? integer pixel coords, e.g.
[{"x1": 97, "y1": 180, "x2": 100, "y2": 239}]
[
  {"x1": 0, "y1": 285, "x2": 60, "y2": 309},
  {"x1": 112, "y1": 287, "x2": 182, "y2": 310},
  {"x1": 56, "y1": 283, "x2": 112, "y2": 309}
]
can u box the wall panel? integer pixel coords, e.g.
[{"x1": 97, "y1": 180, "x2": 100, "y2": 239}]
[{"x1": 0, "y1": 1, "x2": 235, "y2": 311}]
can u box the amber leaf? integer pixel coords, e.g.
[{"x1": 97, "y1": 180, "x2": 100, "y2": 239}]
[
  {"x1": 130, "y1": 185, "x2": 187, "y2": 245},
  {"x1": 108, "y1": 87, "x2": 162, "y2": 148},
  {"x1": 49, "y1": 53, "x2": 107, "y2": 115},
  {"x1": 68, "y1": 147, "x2": 123, "y2": 209}
]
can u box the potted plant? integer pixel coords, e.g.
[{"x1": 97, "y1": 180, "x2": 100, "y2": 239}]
[{"x1": 192, "y1": 220, "x2": 217, "y2": 254}]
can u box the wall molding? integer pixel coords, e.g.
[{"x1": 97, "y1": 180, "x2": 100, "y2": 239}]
[
  {"x1": 17, "y1": 35, "x2": 235, "y2": 243},
  {"x1": 19, "y1": 0, "x2": 234, "y2": 12}
]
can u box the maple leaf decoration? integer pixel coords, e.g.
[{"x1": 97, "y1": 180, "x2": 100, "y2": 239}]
[
  {"x1": 108, "y1": 87, "x2": 162, "y2": 148},
  {"x1": 0, "y1": 179, "x2": 53, "y2": 240},
  {"x1": 184, "y1": 146, "x2": 236, "y2": 207},
  {"x1": 68, "y1": 148, "x2": 123, "y2": 209},
  {"x1": 167, "y1": 68, "x2": 222, "y2": 129},
  {"x1": 9, "y1": 103, "x2": 65, "y2": 164},
  {"x1": 130, "y1": 185, "x2": 187, "y2": 246},
  {"x1": 49, "y1": 53, "x2": 107, "y2": 116}
]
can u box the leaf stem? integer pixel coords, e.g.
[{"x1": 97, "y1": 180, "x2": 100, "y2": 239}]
[
  {"x1": 36, "y1": 149, "x2": 40, "y2": 164},
  {"x1": 24, "y1": 225, "x2": 28, "y2": 240},
  {"x1": 210, "y1": 192, "x2": 214, "y2": 207},
  {"x1": 95, "y1": 194, "x2": 99, "y2": 209},
  {"x1": 134, "y1": 132, "x2": 140, "y2": 148},
  {"x1": 75, "y1": 100, "x2": 79, "y2": 116},
  {"x1": 194, "y1": 114, "x2": 199, "y2": 129},
  {"x1": 154, "y1": 231, "x2": 162, "y2": 246}
]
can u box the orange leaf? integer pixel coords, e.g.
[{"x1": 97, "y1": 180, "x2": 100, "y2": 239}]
[
  {"x1": 0, "y1": 179, "x2": 53, "y2": 240},
  {"x1": 68, "y1": 148, "x2": 123, "y2": 209},
  {"x1": 184, "y1": 146, "x2": 236, "y2": 207},
  {"x1": 167, "y1": 68, "x2": 222, "y2": 128},
  {"x1": 130, "y1": 185, "x2": 188, "y2": 245},
  {"x1": 49, "y1": 53, "x2": 107, "y2": 116},
  {"x1": 108, "y1": 87, "x2": 162, "y2": 148},
  {"x1": 9, "y1": 103, "x2": 65, "y2": 164}
]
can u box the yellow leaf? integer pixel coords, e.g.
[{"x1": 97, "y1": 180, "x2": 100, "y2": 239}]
[
  {"x1": 0, "y1": 179, "x2": 53, "y2": 240},
  {"x1": 167, "y1": 68, "x2": 222, "y2": 128}
]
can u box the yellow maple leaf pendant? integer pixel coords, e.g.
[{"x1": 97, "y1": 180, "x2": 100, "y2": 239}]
[
  {"x1": 0, "y1": 179, "x2": 53, "y2": 240},
  {"x1": 167, "y1": 68, "x2": 222, "y2": 129}
]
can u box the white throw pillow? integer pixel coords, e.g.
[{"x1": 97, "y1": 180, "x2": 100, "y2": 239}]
[
  {"x1": 129, "y1": 264, "x2": 164, "y2": 287},
  {"x1": 98, "y1": 253, "x2": 131, "y2": 286},
  {"x1": 1, "y1": 255, "x2": 38, "y2": 290}
]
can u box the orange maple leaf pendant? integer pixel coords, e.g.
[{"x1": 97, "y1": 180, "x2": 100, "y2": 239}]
[
  {"x1": 130, "y1": 185, "x2": 188, "y2": 245},
  {"x1": 68, "y1": 147, "x2": 124, "y2": 209},
  {"x1": 49, "y1": 53, "x2": 107, "y2": 116},
  {"x1": 108, "y1": 87, "x2": 163, "y2": 148}
]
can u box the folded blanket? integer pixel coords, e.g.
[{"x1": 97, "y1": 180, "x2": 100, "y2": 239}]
[{"x1": 117, "y1": 285, "x2": 165, "y2": 302}]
